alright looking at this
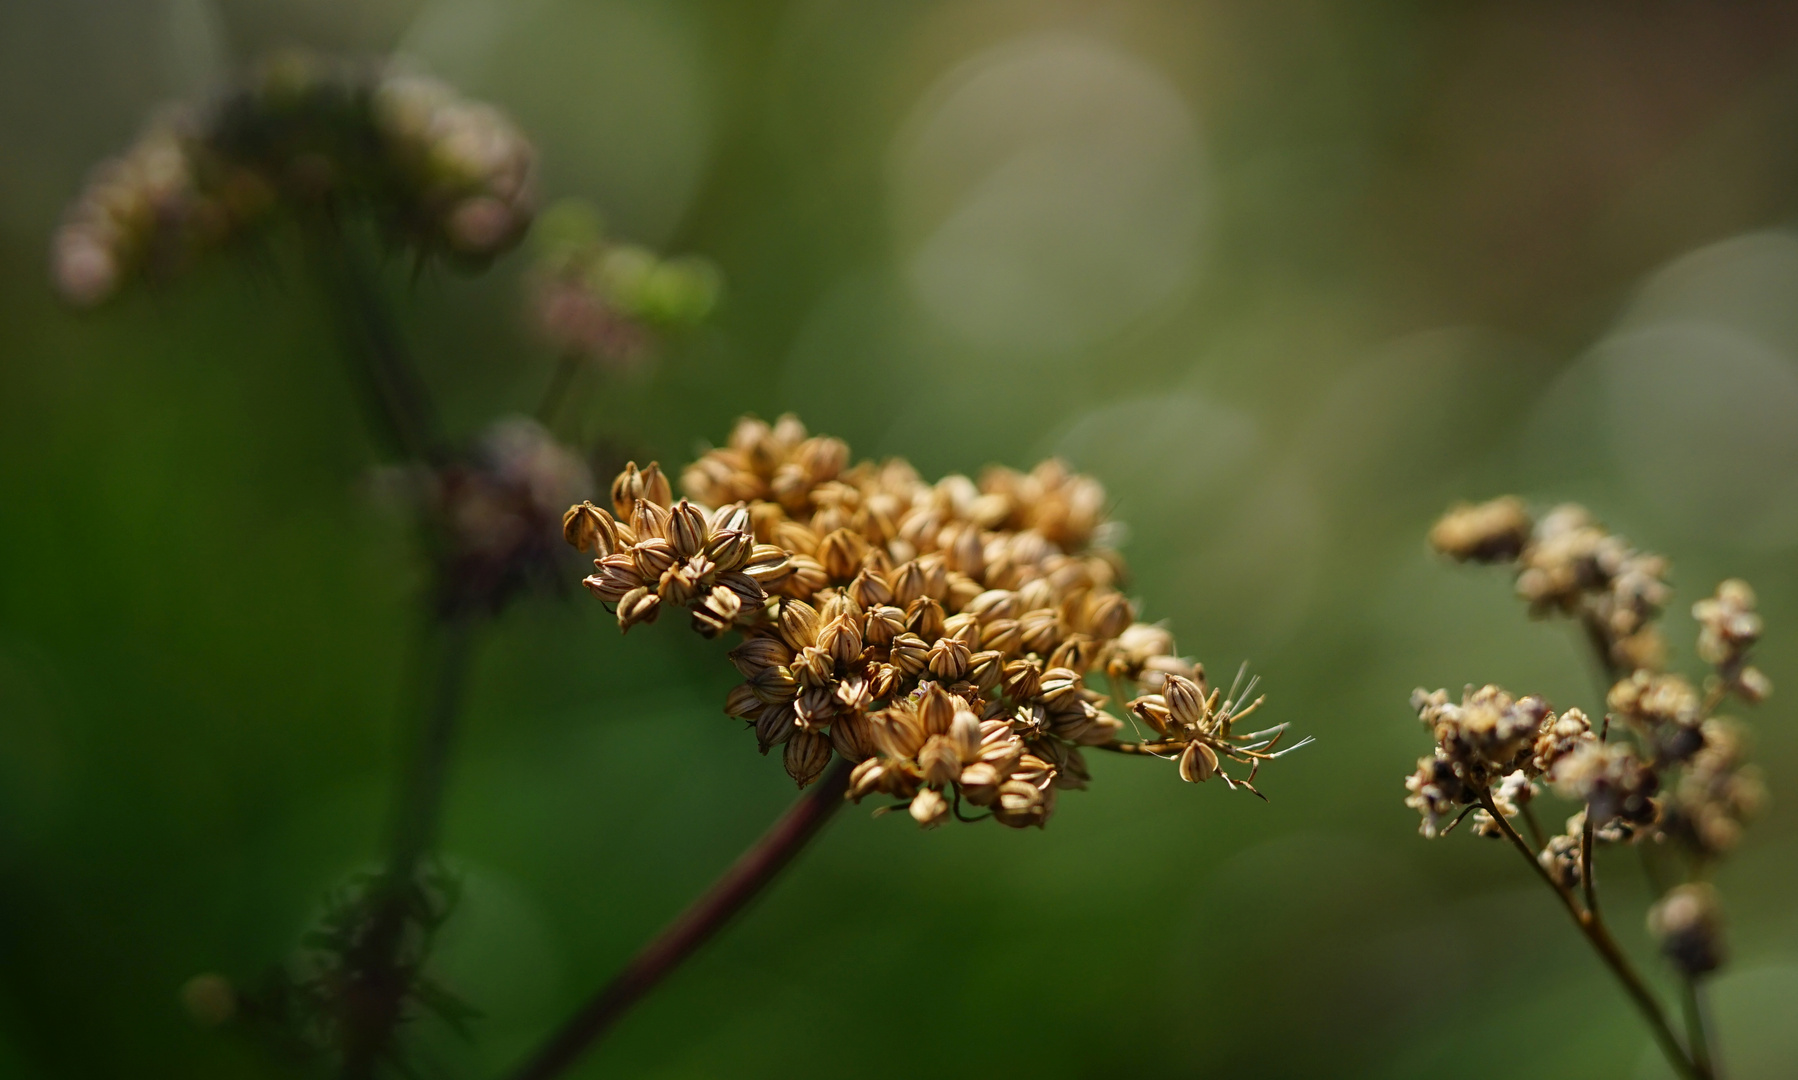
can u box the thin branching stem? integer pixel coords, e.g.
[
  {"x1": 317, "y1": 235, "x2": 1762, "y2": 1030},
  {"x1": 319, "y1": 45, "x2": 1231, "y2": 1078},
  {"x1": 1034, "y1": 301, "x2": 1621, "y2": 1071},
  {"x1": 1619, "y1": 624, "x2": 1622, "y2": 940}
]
[
  {"x1": 1477, "y1": 790, "x2": 1704, "y2": 1080},
  {"x1": 505, "y1": 758, "x2": 856, "y2": 1080},
  {"x1": 1682, "y1": 978, "x2": 1716, "y2": 1079}
]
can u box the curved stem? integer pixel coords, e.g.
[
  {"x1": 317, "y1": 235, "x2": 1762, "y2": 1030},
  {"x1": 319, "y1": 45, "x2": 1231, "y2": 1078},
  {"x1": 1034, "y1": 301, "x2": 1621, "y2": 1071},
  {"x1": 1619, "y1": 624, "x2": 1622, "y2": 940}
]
[
  {"x1": 506, "y1": 758, "x2": 855, "y2": 1080},
  {"x1": 1478, "y1": 791, "x2": 1704, "y2": 1079}
]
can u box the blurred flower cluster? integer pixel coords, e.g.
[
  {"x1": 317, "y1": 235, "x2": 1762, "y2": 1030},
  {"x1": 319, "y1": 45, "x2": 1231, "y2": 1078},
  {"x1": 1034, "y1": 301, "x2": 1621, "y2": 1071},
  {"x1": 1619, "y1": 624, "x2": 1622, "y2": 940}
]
[
  {"x1": 1411, "y1": 497, "x2": 1770, "y2": 979},
  {"x1": 526, "y1": 200, "x2": 720, "y2": 370},
  {"x1": 52, "y1": 52, "x2": 536, "y2": 306},
  {"x1": 563, "y1": 415, "x2": 1301, "y2": 829}
]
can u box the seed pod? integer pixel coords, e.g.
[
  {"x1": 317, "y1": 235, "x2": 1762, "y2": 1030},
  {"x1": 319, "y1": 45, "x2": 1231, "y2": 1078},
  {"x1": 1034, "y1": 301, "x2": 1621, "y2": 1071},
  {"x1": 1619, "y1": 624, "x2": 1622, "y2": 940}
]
[
  {"x1": 1084, "y1": 592, "x2": 1133, "y2": 641},
  {"x1": 967, "y1": 650, "x2": 1005, "y2": 693},
  {"x1": 992, "y1": 780, "x2": 1048, "y2": 829},
  {"x1": 1038, "y1": 668, "x2": 1084, "y2": 711},
  {"x1": 818, "y1": 614, "x2": 864, "y2": 667},
  {"x1": 917, "y1": 683, "x2": 956, "y2": 736},
  {"x1": 927, "y1": 637, "x2": 970, "y2": 682},
  {"x1": 755, "y1": 703, "x2": 797, "y2": 751},
  {"x1": 890, "y1": 561, "x2": 926, "y2": 607},
  {"x1": 888, "y1": 633, "x2": 929, "y2": 676},
  {"x1": 729, "y1": 637, "x2": 793, "y2": 678},
  {"x1": 906, "y1": 598, "x2": 946, "y2": 642},
  {"x1": 562, "y1": 501, "x2": 618, "y2": 555},
  {"x1": 847, "y1": 568, "x2": 893, "y2": 609},
  {"x1": 818, "y1": 528, "x2": 868, "y2": 581},
  {"x1": 918, "y1": 734, "x2": 961, "y2": 787},
  {"x1": 1178, "y1": 741, "x2": 1219, "y2": 783},
  {"x1": 830, "y1": 711, "x2": 875, "y2": 761},
  {"x1": 749, "y1": 665, "x2": 799, "y2": 704},
  {"x1": 630, "y1": 498, "x2": 672, "y2": 542},
  {"x1": 1002, "y1": 658, "x2": 1043, "y2": 702},
  {"x1": 617, "y1": 587, "x2": 661, "y2": 631},
  {"x1": 779, "y1": 599, "x2": 821, "y2": 650},
  {"x1": 1163, "y1": 674, "x2": 1209, "y2": 731},
  {"x1": 909, "y1": 786, "x2": 949, "y2": 828},
  {"x1": 669, "y1": 500, "x2": 708, "y2": 558},
  {"x1": 724, "y1": 682, "x2": 763, "y2": 718},
  {"x1": 742, "y1": 544, "x2": 793, "y2": 582},
  {"x1": 863, "y1": 605, "x2": 905, "y2": 649},
  {"x1": 631, "y1": 537, "x2": 677, "y2": 579}
]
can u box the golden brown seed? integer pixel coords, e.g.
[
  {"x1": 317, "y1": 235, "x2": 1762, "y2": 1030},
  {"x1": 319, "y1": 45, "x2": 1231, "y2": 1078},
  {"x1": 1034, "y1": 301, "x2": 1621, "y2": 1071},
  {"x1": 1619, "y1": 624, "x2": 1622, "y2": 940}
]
[
  {"x1": 730, "y1": 637, "x2": 793, "y2": 677},
  {"x1": 617, "y1": 587, "x2": 661, "y2": 631},
  {"x1": 1178, "y1": 741, "x2": 1218, "y2": 783},
  {"x1": 724, "y1": 682, "x2": 762, "y2": 718},
  {"x1": 889, "y1": 633, "x2": 929, "y2": 675},
  {"x1": 819, "y1": 614, "x2": 864, "y2": 667},
  {"x1": 917, "y1": 683, "x2": 956, "y2": 736},
  {"x1": 906, "y1": 597, "x2": 946, "y2": 641},
  {"x1": 818, "y1": 528, "x2": 869, "y2": 580},
  {"x1": 918, "y1": 734, "x2": 961, "y2": 787},
  {"x1": 909, "y1": 786, "x2": 950, "y2": 828},
  {"x1": 784, "y1": 731, "x2": 833, "y2": 787},
  {"x1": 927, "y1": 637, "x2": 971, "y2": 682},
  {"x1": 669, "y1": 500, "x2": 708, "y2": 558},
  {"x1": 779, "y1": 599, "x2": 821, "y2": 650}
]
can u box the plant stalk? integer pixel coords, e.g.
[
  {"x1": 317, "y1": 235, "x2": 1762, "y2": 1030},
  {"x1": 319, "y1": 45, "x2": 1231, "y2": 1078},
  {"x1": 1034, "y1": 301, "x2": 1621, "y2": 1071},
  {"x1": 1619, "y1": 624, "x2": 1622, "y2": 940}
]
[
  {"x1": 1478, "y1": 791, "x2": 1704, "y2": 1080},
  {"x1": 339, "y1": 609, "x2": 483, "y2": 1080},
  {"x1": 506, "y1": 758, "x2": 855, "y2": 1080}
]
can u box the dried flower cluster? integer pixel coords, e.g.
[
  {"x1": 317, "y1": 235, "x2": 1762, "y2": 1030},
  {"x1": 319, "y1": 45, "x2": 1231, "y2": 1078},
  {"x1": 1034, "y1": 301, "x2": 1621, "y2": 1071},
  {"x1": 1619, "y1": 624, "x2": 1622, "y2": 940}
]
[
  {"x1": 563, "y1": 415, "x2": 1302, "y2": 828},
  {"x1": 53, "y1": 52, "x2": 535, "y2": 307},
  {"x1": 1411, "y1": 496, "x2": 1772, "y2": 990},
  {"x1": 528, "y1": 200, "x2": 720, "y2": 369}
]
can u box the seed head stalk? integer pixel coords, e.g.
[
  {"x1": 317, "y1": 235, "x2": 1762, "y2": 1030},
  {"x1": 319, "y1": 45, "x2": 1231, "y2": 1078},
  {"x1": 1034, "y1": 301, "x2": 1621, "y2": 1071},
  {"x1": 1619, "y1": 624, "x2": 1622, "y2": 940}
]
[{"x1": 506, "y1": 758, "x2": 855, "y2": 1080}]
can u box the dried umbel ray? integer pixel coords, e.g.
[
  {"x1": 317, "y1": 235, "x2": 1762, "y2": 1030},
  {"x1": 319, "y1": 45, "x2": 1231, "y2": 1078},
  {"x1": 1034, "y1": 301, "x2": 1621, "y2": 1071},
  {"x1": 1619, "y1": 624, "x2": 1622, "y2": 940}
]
[
  {"x1": 563, "y1": 415, "x2": 1306, "y2": 829},
  {"x1": 53, "y1": 52, "x2": 536, "y2": 307}
]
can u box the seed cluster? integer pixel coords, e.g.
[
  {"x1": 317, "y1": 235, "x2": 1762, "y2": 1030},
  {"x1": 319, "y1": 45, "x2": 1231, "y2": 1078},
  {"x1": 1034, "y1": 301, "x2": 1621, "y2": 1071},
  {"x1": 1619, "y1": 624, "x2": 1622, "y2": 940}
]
[
  {"x1": 1409, "y1": 496, "x2": 1773, "y2": 977},
  {"x1": 53, "y1": 53, "x2": 535, "y2": 307},
  {"x1": 564, "y1": 415, "x2": 1297, "y2": 828}
]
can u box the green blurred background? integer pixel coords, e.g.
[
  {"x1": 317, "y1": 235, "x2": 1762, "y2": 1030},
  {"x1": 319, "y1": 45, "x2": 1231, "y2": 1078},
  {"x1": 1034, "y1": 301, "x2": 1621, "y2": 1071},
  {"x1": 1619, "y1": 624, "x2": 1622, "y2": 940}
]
[{"x1": 5, "y1": 2, "x2": 1798, "y2": 1077}]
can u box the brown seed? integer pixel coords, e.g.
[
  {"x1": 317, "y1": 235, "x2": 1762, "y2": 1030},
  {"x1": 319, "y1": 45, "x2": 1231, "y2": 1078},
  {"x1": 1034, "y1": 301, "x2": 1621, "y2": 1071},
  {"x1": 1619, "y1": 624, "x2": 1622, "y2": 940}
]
[
  {"x1": 909, "y1": 786, "x2": 950, "y2": 828},
  {"x1": 819, "y1": 614, "x2": 864, "y2": 667},
  {"x1": 755, "y1": 703, "x2": 798, "y2": 750},
  {"x1": 918, "y1": 683, "x2": 956, "y2": 735},
  {"x1": 906, "y1": 597, "x2": 946, "y2": 642},
  {"x1": 729, "y1": 637, "x2": 793, "y2": 678},
  {"x1": 724, "y1": 682, "x2": 762, "y2": 718},
  {"x1": 927, "y1": 637, "x2": 971, "y2": 682},
  {"x1": 784, "y1": 731, "x2": 833, "y2": 787},
  {"x1": 918, "y1": 734, "x2": 961, "y2": 787},
  {"x1": 889, "y1": 633, "x2": 930, "y2": 675},
  {"x1": 778, "y1": 598, "x2": 821, "y2": 650},
  {"x1": 617, "y1": 587, "x2": 661, "y2": 631},
  {"x1": 749, "y1": 665, "x2": 799, "y2": 704},
  {"x1": 818, "y1": 528, "x2": 869, "y2": 581},
  {"x1": 1178, "y1": 742, "x2": 1218, "y2": 783}
]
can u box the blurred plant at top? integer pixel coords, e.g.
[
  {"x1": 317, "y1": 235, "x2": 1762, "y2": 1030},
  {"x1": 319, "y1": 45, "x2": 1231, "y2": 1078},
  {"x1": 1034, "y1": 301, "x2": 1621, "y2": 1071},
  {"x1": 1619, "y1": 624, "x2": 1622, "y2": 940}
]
[
  {"x1": 51, "y1": 48, "x2": 718, "y2": 1080},
  {"x1": 1406, "y1": 497, "x2": 1772, "y2": 1080},
  {"x1": 52, "y1": 51, "x2": 536, "y2": 308},
  {"x1": 526, "y1": 199, "x2": 720, "y2": 386}
]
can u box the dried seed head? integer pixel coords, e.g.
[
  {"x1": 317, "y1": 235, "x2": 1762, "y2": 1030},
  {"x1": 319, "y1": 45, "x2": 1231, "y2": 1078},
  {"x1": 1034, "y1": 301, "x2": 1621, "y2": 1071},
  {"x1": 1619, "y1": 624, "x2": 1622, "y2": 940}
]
[
  {"x1": 572, "y1": 413, "x2": 1283, "y2": 825},
  {"x1": 1429, "y1": 497, "x2": 1533, "y2": 563}
]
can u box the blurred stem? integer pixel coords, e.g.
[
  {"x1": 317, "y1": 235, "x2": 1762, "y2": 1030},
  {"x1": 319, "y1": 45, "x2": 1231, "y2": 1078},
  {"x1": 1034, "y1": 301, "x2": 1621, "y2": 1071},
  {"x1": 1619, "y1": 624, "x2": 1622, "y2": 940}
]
[
  {"x1": 340, "y1": 609, "x2": 483, "y2": 1080},
  {"x1": 536, "y1": 351, "x2": 584, "y2": 430},
  {"x1": 1682, "y1": 979, "x2": 1716, "y2": 1078},
  {"x1": 308, "y1": 226, "x2": 442, "y2": 463},
  {"x1": 1477, "y1": 791, "x2": 1704, "y2": 1080},
  {"x1": 505, "y1": 758, "x2": 855, "y2": 1080}
]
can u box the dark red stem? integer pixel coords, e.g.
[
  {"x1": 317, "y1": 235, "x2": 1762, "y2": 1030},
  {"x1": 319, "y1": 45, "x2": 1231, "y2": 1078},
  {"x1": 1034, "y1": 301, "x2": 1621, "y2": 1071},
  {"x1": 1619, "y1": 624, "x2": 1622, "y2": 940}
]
[{"x1": 505, "y1": 757, "x2": 855, "y2": 1080}]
